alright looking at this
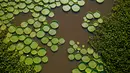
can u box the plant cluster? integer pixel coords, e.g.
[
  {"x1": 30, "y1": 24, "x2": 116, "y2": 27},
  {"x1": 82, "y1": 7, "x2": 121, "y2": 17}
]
[{"x1": 89, "y1": 0, "x2": 130, "y2": 73}]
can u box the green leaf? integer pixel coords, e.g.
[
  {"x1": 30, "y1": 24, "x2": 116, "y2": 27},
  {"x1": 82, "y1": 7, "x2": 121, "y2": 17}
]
[
  {"x1": 38, "y1": 49, "x2": 47, "y2": 56},
  {"x1": 25, "y1": 57, "x2": 33, "y2": 65},
  {"x1": 33, "y1": 57, "x2": 41, "y2": 64}
]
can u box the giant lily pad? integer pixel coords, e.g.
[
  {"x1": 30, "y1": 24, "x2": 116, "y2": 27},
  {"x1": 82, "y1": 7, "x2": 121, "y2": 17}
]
[
  {"x1": 38, "y1": 49, "x2": 47, "y2": 56},
  {"x1": 16, "y1": 28, "x2": 23, "y2": 35},
  {"x1": 41, "y1": 37, "x2": 49, "y2": 44},
  {"x1": 51, "y1": 45, "x2": 58, "y2": 52},
  {"x1": 10, "y1": 36, "x2": 18, "y2": 43},
  {"x1": 68, "y1": 54, "x2": 75, "y2": 61},
  {"x1": 78, "y1": 63, "x2": 86, "y2": 71},
  {"x1": 16, "y1": 43, "x2": 24, "y2": 50},
  {"x1": 36, "y1": 31, "x2": 45, "y2": 38},
  {"x1": 30, "y1": 42, "x2": 38, "y2": 49},
  {"x1": 25, "y1": 57, "x2": 33, "y2": 65},
  {"x1": 88, "y1": 61, "x2": 97, "y2": 68},
  {"x1": 24, "y1": 38, "x2": 32, "y2": 45},
  {"x1": 34, "y1": 65, "x2": 42, "y2": 72},
  {"x1": 72, "y1": 4, "x2": 80, "y2": 12},
  {"x1": 42, "y1": 56, "x2": 48, "y2": 63},
  {"x1": 23, "y1": 46, "x2": 31, "y2": 53},
  {"x1": 33, "y1": 57, "x2": 41, "y2": 64}
]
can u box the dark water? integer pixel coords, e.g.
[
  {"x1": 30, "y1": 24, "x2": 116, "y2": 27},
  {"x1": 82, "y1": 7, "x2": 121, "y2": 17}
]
[{"x1": 12, "y1": 0, "x2": 114, "y2": 73}]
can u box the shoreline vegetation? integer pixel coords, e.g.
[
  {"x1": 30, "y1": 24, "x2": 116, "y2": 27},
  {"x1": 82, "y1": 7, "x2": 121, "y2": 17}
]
[{"x1": 89, "y1": 0, "x2": 130, "y2": 73}]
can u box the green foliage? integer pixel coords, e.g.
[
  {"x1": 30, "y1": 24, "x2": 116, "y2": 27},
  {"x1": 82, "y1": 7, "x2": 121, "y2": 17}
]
[
  {"x1": 0, "y1": 31, "x2": 36, "y2": 73},
  {"x1": 89, "y1": 0, "x2": 130, "y2": 73}
]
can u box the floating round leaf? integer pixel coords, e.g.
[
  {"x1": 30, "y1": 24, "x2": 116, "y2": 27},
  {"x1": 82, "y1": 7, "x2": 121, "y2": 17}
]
[
  {"x1": 56, "y1": 2, "x2": 61, "y2": 7},
  {"x1": 0, "y1": 10, "x2": 4, "y2": 16},
  {"x1": 98, "y1": 18, "x2": 103, "y2": 23},
  {"x1": 75, "y1": 54, "x2": 82, "y2": 60},
  {"x1": 16, "y1": 43, "x2": 24, "y2": 50},
  {"x1": 49, "y1": 29, "x2": 56, "y2": 36},
  {"x1": 28, "y1": 19, "x2": 35, "y2": 24},
  {"x1": 67, "y1": 48, "x2": 75, "y2": 54},
  {"x1": 50, "y1": 3, "x2": 56, "y2": 8},
  {"x1": 93, "y1": 52, "x2": 99, "y2": 59},
  {"x1": 72, "y1": 68, "x2": 81, "y2": 73},
  {"x1": 18, "y1": 35, "x2": 26, "y2": 41},
  {"x1": 27, "y1": 3, "x2": 35, "y2": 9},
  {"x1": 21, "y1": 22, "x2": 28, "y2": 28},
  {"x1": 68, "y1": 54, "x2": 75, "y2": 61},
  {"x1": 18, "y1": 3, "x2": 26, "y2": 9},
  {"x1": 32, "y1": 12, "x2": 40, "y2": 18},
  {"x1": 23, "y1": 8, "x2": 29, "y2": 13},
  {"x1": 93, "y1": 12, "x2": 101, "y2": 18},
  {"x1": 58, "y1": 38, "x2": 65, "y2": 45},
  {"x1": 60, "y1": 0, "x2": 69, "y2": 4},
  {"x1": 73, "y1": 44, "x2": 78, "y2": 49},
  {"x1": 3, "y1": 37, "x2": 10, "y2": 44},
  {"x1": 24, "y1": 27, "x2": 32, "y2": 34},
  {"x1": 96, "y1": 64, "x2": 104, "y2": 71},
  {"x1": 42, "y1": 56, "x2": 48, "y2": 63},
  {"x1": 43, "y1": 26, "x2": 50, "y2": 32},
  {"x1": 38, "y1": 49, "x2": 47, "y2": 56},
  {"x1": 80, "y1": 49, "x2": 87, "y2": 55},
  {"x1": 87, "y1": 48, "x2": 94, "y2": 54},
  {"x1": 33, "y1": 21, "x2": 41, "y2": 28},
  {"x1": 10, "y1": 36, "x2": 18, "y2": 43},
  {"x1": 86, "y1": 13, "x2": 93, "y2": 19},
  {"x1": 72, "y1": 4, "x2": 80, "y2": 12},
  {"x1": 30, "y1": 49, "x2": 37, "y2": 55},
  {"x1": 51, "y1": 45, "x2": 58, "y2": 52},
  {"x1": 93, "y1": 23, "x2": 99, "y2": 27},
  {"x1": 25, "y1": 0, "x2": 32, "y2": 4},
  {"x1": 69, "y1": 1, "x2": 74, "y2": 6},
  {"x1": 43, "y1": 0, "x2": 49, "y2": 3},
  {"x1": 24, "y1": 38, "x2": 32, "y2": 45},
  {"x1": 33, "y1": 57, "x2": 41, "y2": 64},
  {"x1": 82, "y1": 23, "x2": 89, "y2": 28},
  {"x1": 78, "y1": 1, "x2": 85, "y2": 6},
  {"x1": 41, "y1": 8, "x2": 50, "y2": 15},
  {"x1": 49, "y1": 12, "x2": 54, "y2": 17},
  {"x1": 41, "y1": 37, "x2": 49, "y2": 44},
  {"x1": 16, "y1": 28, "x2": 23, "y2": 35},
  {"x1": 51, "y1": 38, "x2": 59, "y2": 44},
  {"x1": 88, "y1": 61, "x2": 97, "y2": 68},
  {"x1": 78, "y1": 63, "x2": 86, "y2": 71},
  {"x1": 30, "y1": 42, "x2": 38, "y2": 49},
  {"x1": 36, "y1": 31, "x2": 45, "y2": 38},
  {"x1": 13, "y1": 9, "x2": 20, "y2": 15},
  {"x1": 8, "y1": 26, "x2": 16, "y2": 33},
  {"x1": 23, "y1": 46, "x2": 31, "y2": 53},
  {"x1": 38, "y1": 15, "x2": 46, "y2": 22},
  {"x1": 1, "y1": 24, "x2": 6, "y2": 30},
  {"x1": 19, "y1": 50, "x2": 24, "y2": 55},
  {"x1": 88, "y1": 26, "x2": 96, "y2": 32},
  {"x1": 85, "y1": 68, "x2": 92, "y2": 73},
  {"x1": 30, "y1": 32, "x2": 36, "y2": 38},
  {"x1": 62, "y1": 5, "x2": 71, "y2": 12},
  {"x1": 8, "y1": 44, "x2": 16, "y2": 51},
  {"x1": 34, "y1": 6, "x2": 42, "y2": 12},
  {"x1": 96, "y1": 0, "x2": 104, "y2": 3},
  {"x1": 69, "y1": 40, "x2": 75, "y2": 46},
  {"x1": 50, "y1": 21, "x2": 59, "y2": 29},
  {"x1": 82, "y1": 56, "x2": 90, "y2": 63},
  {"x1": 20, "y1": 55, "x2": 26, "y2": 62},
  {"x1": 25, "y1": 57, "x2": 33, "y2": 65},
  {"x1": 34, "y1": 65, "x2": 42, "y2": 72},
  {"x1": 47, "y1": 41, "x2": 52, "y2": 47}
]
